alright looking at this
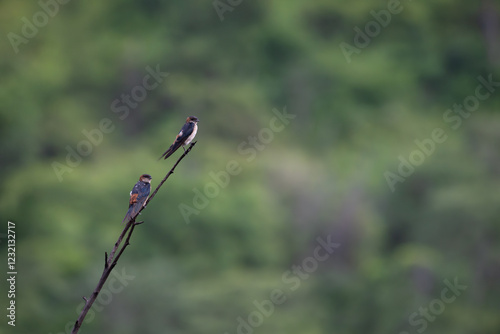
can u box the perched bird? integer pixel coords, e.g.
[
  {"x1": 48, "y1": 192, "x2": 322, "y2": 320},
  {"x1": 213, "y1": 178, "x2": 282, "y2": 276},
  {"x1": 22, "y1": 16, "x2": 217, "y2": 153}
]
[
  {"x1": 122, "y1": 174, "x2": 152, "y2": 223},
  {"x1": 159, "y1": 116, "x2": 199, "y2": 160}
]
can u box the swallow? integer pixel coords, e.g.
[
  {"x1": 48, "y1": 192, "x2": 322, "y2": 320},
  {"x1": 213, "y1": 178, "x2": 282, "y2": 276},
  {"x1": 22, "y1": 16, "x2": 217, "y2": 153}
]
[
  {"x1": 122, "y1": 174, "x2": 152, "y2": 223},
  {"x1": 159, "y1": 116, "x2": 199, "y2": 160}
]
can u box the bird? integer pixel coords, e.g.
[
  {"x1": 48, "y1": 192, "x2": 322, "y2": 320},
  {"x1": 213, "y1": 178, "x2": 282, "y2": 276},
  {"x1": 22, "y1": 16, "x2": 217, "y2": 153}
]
[
  {"x1": 159, "y1": 116, "x2": 199, "y2": 160},
  {"x1": 122, "y1": 174, "x2": 152, "y2": 223}
]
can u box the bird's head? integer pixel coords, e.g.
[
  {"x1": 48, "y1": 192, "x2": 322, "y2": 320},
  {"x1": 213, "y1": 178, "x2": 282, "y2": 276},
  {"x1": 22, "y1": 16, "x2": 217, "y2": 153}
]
[
  {"x1": 187, "y1": 116, "x2": 199, "y2": 123},
  {"x1": 139, "y1": 174, "x2": 152, "y2": 183}
]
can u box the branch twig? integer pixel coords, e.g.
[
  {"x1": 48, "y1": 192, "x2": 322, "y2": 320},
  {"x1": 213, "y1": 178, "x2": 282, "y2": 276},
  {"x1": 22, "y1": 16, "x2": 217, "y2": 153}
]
[{"x1": 71, "y1": 142, "x2": 197, "y2": 334}]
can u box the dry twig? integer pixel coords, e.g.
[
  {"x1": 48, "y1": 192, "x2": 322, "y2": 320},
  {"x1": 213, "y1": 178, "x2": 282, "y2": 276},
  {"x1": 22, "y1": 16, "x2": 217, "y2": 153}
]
[{"x1": 71, "y1": 142, "x2": 197, "y2": 334}]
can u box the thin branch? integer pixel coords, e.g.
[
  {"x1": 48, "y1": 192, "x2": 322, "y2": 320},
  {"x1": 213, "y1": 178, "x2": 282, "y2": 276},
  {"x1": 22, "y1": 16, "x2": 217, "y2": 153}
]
[
  {"x1": 71, "y1": 142, "x2": 197, "y2": 334},
  {"x1": 145, "y1": 141, "x2": 197, "y2": 208}
]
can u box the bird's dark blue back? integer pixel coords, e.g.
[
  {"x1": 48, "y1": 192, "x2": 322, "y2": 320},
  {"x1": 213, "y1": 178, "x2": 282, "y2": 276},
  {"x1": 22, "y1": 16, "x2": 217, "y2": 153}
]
[{"x1": 129, "y1": 181, "x2": 151, "y2": 208}]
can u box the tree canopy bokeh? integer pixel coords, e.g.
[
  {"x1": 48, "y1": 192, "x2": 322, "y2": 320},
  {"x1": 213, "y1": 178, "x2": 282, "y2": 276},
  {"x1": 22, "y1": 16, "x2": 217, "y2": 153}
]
[{"x1": 1, "y1": 1, "x2": 499, "y2": 333}]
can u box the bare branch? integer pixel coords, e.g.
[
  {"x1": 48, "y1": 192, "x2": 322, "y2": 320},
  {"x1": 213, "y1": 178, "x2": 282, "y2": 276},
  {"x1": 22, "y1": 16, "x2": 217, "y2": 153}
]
[{"x1": 71, "y1": 142, "x2": 197, "y2": 334}]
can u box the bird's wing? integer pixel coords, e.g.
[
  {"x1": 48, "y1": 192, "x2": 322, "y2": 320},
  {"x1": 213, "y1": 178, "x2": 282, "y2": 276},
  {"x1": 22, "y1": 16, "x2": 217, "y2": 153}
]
[
  {"x1": 173, "y1": 122, "x2": 193, "y2": 146},
  {"x1": 137, "y1": 184, "x2": 151, "y2": 203}
]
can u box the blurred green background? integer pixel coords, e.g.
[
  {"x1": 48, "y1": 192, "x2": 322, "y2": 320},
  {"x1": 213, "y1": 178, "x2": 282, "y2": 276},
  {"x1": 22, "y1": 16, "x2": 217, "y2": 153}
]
[{"x1": 1, "y1": 1, "x2": 500, "y2": 333}]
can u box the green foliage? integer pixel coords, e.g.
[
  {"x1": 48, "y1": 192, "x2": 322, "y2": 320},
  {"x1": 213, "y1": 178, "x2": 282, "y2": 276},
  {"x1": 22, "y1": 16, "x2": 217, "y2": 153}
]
[{"x1": 0, "y1": 1, "x2": 499, "y2": 333}]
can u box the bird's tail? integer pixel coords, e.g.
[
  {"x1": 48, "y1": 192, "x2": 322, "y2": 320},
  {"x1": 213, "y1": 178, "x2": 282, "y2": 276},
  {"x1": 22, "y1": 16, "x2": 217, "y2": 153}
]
[
  {"x1": 159, "y1": 147, "x2": 173, "y2": 160},
  {"x1": 122, "y1": 208, "x2": 132, "y2": 224}
]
